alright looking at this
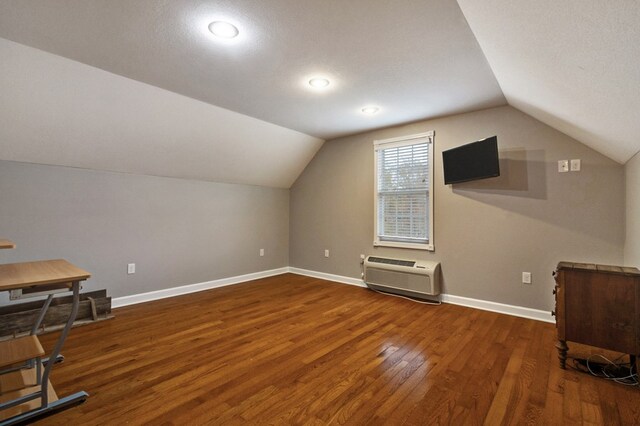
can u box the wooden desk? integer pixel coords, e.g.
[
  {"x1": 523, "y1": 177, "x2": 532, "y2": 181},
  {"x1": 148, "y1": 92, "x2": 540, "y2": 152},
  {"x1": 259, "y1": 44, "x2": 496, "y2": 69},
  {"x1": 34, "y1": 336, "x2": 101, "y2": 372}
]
[
  {"x1": 0, "y1": 240, "x2": 15, "y2": 250},
  {"x1": 0, "y1": 259, "x2": 90, "y2": 425},
  {"x1": 0, "y1": 259, "x2": 90, "y2": 294}
]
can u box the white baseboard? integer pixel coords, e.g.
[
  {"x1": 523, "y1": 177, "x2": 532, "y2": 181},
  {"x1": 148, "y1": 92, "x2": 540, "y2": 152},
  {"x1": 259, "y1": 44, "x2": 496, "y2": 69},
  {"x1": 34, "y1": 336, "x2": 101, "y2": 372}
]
[
  {"x1": 112, "y1": 267, "x2": 289, "y2": 308},
  {"x1": 288, "y1": 268, "x2": 554, "y2": 323},
  {"x1": 287, "y1": 267, "x2": 367, "y2": 288},
  {"x1": 440, "y1": 294, "x2": 554, "y2": 323},
  {"x1": 111, "y1": 266, "x2": 554, "y2": 324}
]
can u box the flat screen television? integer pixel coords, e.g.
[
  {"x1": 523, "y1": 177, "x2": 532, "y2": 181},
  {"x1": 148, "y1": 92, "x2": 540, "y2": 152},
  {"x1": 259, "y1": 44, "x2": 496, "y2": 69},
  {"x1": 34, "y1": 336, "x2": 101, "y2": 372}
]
[{"x1": 442, "y1": 136, "x2": 500, "y2": 185}]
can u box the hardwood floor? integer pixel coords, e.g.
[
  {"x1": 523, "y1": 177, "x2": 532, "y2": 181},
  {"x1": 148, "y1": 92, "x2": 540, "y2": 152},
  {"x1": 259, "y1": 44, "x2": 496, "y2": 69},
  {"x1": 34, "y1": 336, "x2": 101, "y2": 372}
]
[{"x1": 34, "y1": 273, "x2": 639, "y2": 425}]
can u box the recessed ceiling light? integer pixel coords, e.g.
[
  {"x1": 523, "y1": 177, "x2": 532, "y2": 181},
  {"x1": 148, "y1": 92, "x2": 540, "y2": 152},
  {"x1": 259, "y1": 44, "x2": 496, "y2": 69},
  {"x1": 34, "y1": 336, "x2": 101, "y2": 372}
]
[
  {"x1": 362, "y1": 106, "x2": 380, "y2": 115},
  {"x1": 309, "y1": 78, "x2": 330, "y2": 88},
  {"x1": 208, "y1": 21, "x2": 239, "y2": 38}
]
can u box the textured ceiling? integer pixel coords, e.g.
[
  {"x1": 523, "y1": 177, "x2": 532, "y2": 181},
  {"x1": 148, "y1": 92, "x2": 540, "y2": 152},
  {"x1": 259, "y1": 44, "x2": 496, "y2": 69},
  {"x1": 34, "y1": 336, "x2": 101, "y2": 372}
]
[
  {"x1": 457, "y1": 0, "x2": 640, "y2": 164},
  {"x1": 0, "y1": 38, "x2": 323, "y2": 188},
  {"x1": 1, "y1": 0, "x2": 636, "y2": 184},
  {"x1": 0, "y1": 0, "x2": 505, "y2": 141}
]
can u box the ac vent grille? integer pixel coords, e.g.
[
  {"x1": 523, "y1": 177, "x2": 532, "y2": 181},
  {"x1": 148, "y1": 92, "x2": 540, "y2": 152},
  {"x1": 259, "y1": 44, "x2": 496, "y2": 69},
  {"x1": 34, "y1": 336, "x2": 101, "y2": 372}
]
[
  {"x1": 364, "y1": 256, "x2": 441, "y2": 298},
  {"x1": 367, "y1": 256, "x2": 416, "y2": 267}
]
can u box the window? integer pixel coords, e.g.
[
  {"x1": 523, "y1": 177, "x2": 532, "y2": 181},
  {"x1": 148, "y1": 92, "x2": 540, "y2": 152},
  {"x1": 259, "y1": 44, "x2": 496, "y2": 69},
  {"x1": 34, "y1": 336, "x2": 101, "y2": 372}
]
[{"x1": 373, "y1": 131, "x2": 434, "y2": 250}]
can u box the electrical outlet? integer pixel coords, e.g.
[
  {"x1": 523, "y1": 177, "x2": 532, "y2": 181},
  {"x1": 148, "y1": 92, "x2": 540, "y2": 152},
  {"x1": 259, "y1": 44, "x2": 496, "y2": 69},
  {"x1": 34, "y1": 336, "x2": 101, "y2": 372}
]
[
  {"x1": 259, "y1": 248, "x2": 264, "y2": 257},
  {"x1": 522, "y1": 272, "x2": 531, "y2": 284},
  {"x1": 324, "y1": 249, "x2": 330, "y2": 258},
  {"x1": 570, "y1": 159, "x2": 581, "y2": 171},
  {"x1": 127, "y1": 263, "x2": 136, "y2": 275},
  {"x1": 558, "y1": 160, "x2": 569, "y2": 173},
  {"x1": 360, "y1": 254, "x2": 365, "y2": 260}
]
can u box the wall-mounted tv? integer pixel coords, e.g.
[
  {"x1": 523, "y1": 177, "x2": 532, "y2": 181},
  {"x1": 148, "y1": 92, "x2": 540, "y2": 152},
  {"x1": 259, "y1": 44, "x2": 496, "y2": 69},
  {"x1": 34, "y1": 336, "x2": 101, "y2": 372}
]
[{"x1": 442, "y1": 136, "x2": 500, "y2": 185}]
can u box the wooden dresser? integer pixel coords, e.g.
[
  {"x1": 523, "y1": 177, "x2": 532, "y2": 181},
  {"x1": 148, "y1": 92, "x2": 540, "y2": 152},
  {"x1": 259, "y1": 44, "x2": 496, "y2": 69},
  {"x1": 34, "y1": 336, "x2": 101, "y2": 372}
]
[{"x1": 553, "y1": 261, "x2": 640, "y2": 369}]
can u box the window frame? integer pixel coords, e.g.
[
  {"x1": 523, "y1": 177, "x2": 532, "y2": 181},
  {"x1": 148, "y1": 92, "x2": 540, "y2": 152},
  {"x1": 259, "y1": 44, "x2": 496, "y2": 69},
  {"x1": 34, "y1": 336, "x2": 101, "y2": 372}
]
[{"x1": 373, "y1": 131, "x2": 434, "y2": 251}]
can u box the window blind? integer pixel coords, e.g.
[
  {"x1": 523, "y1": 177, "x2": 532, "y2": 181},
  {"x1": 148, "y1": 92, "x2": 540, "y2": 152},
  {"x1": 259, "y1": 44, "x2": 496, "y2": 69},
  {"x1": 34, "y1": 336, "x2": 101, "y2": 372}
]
[{"x1": 376, "y1": 142, "x2": 429, "y2": 243}]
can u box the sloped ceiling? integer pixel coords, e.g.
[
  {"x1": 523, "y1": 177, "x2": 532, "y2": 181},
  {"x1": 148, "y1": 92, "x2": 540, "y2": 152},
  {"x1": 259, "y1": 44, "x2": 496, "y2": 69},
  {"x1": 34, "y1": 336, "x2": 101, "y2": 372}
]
[
  {"x1": 0, "y1": 38, "x2": 323, "y2": 188},
  {"x1": 0, "y1": 0, "x2": 504, "y2": 141},
  {"x1": 0, "y1": 0, "x2": 505, "y2": 188},
  {"x1": 457, "y1": 0, "x2": 640, "y2": 164},
  {"x1": 0, "y1": 0, "x2": 637, "y2": 187}
]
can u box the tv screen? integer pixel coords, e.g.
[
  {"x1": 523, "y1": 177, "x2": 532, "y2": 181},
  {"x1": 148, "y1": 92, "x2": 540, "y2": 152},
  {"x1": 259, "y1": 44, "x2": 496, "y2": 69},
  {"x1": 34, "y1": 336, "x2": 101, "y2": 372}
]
[{"x1": 442, "y1": 136, "x2": 500, "y2": 185}]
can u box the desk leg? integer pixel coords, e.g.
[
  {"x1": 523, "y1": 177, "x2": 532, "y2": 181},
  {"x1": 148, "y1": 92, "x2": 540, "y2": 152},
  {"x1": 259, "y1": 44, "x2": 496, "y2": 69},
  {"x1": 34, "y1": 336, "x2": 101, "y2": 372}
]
[
  {"x1": 0, "y1": 392, "x2": 88, "y2": 426},
  {"x1": 40, "y1": 281, "x2": 81, "y2": 407},
  {"x1": 25, "y1": 294, "x2": 55, "y2": 370},
  {"x1": 31, "y1": 294, "x2": 54, "y2": 336},
  {"x1": 1, "y1": 281, "x2": 88, "y2": 426},
  {"x1": 42, "y1": 354, "x2": 64, "y2": 367}
]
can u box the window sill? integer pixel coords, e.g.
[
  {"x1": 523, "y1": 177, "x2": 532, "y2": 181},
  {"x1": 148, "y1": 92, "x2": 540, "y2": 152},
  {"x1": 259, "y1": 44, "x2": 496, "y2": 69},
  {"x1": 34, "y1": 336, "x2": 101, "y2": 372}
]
[{"x1": 373, "y1": 240, "x2": 434, "y2": 251}]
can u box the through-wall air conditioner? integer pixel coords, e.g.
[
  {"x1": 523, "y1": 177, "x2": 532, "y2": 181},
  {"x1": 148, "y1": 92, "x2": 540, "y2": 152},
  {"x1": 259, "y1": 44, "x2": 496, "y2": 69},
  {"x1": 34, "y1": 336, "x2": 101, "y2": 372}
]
[{"x1": 364, "y1": 256, "x2": 441, "y2": 299}]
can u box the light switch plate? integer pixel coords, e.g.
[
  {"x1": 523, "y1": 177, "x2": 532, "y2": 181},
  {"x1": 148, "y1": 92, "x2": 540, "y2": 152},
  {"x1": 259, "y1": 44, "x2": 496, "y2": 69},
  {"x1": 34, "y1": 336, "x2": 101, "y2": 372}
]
[{"x1": 570, "y1": 159, "x2": 581, "y2": 171}]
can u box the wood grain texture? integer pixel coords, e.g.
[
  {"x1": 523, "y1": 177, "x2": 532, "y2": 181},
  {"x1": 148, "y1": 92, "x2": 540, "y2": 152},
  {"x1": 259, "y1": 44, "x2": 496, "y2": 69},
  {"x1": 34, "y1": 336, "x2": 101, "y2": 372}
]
[
  {"x1": 33, "y1": 273, "x2": 640, "y2": 425},
  {"x1": 558, "y1": 264, "x2": 639, "y2": 355},
  {"x1": 0, "y1": 259, "x2": 90, "y2": 291},
  {"x1": 0, "y1": 335, "x2": 44, "y2": 368},
  {"x1": 0, "y1": 295, "x2": 111, "y2": 338},
  {"x1": 0, "y1": 290, "x2": 107, "y2": 316}
]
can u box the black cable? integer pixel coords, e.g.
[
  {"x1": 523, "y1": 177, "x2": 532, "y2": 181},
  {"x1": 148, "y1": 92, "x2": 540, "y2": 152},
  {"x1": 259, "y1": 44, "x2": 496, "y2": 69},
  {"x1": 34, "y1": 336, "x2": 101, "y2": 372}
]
[{"x1": 571, "y1": 354, "x2": 639, "y2": 386}]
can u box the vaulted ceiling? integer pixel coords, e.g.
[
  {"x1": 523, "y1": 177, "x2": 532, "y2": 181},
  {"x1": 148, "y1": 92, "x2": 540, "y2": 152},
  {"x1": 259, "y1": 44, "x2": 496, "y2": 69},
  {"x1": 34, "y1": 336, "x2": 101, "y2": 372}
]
[
  {"x1": 0, "y1": 0, "x2": 504, "y2": 139},
  {"x1": 457, "y1": 0, "x2": 640, "y2": 164},
  {"x1": 0, "y1": 0, "x2": 638, "y2": 188}
]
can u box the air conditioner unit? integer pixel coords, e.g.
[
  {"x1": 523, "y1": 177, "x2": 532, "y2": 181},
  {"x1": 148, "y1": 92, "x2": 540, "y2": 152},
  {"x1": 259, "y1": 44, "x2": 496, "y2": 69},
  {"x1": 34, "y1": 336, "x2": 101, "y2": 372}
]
[{"x1": 364, "y1": 255, "x2": 441, "y2": 299}]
